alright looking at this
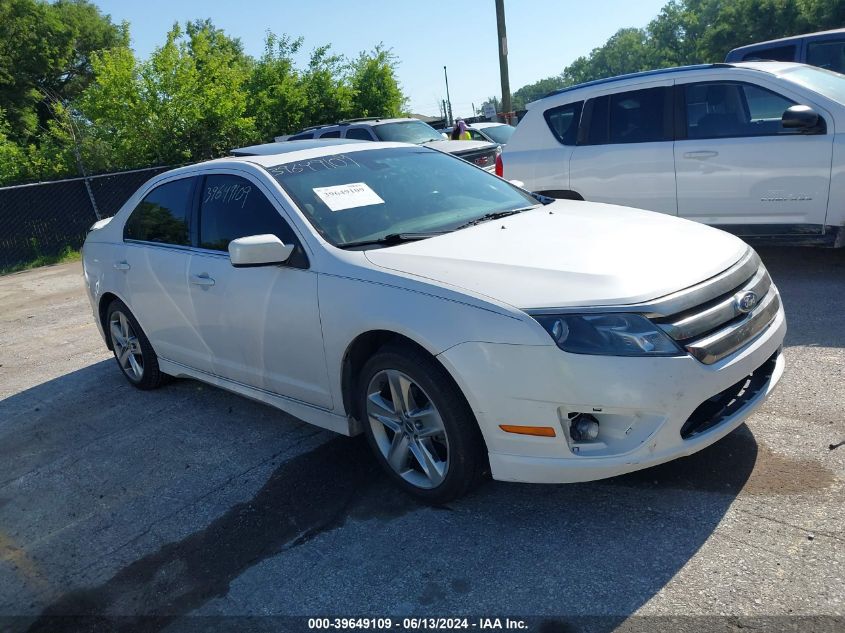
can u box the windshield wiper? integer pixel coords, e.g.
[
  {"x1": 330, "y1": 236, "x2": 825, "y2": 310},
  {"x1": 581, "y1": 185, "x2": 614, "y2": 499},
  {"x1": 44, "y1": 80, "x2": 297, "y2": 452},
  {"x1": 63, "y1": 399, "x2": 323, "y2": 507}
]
[
  {"x1": 339, "y1": 232, "x2": 444, "y2": 250},
  {"x1": 453, "y1": 205, "x2": 539, "y2": 231}
]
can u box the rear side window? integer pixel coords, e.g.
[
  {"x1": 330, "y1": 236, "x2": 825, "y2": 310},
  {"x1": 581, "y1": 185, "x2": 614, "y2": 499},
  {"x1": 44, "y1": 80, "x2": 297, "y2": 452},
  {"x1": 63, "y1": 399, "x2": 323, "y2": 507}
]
[
  {"x1": 346, "y1": 128, "x2": 374, "y2": 141},
  {"x1": 543, "y1": 101, "x2": 583, "y2": 145},
  {"x1": 124, "y1": 177, "x2": 194, "y2": 245},
  {"x1": 683, "y1": 82, "x2": 796, "y2": 139},
  {"x1": 318, "y1": 130, "x2": 341, "y2": 138},
  {"x1": 807, "y1": 39, "x2": 845, "y2": 74},
  {"x1": 583, "y1": 87, "x2": 670, "y2": 145},
  {"x1": 199, "y1": 174, "x2": 306, "y2": 267},
  {"x1": 609, "y1": 87, "x2": 670, "y2": 143},
  {"x1": 741, "y1": 44, "x2": 796, "y2": 62}
]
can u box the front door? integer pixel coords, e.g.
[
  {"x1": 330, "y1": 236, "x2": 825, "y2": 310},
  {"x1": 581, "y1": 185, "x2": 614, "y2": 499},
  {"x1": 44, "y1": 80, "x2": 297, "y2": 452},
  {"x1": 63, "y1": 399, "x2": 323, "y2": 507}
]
[
  {"x1": 674, "y1": 80, "x2": 833, "y2": 232},
  {"x1": 187, "y1": 172, "x2": 333, "y2": 409}
]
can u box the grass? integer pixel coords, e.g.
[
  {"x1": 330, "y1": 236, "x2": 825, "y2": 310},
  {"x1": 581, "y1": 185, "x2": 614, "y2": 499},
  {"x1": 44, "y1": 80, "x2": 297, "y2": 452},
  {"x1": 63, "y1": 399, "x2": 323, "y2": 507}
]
[{"x1": 0, "y1": 246, "x2": 81, "y2": 276}]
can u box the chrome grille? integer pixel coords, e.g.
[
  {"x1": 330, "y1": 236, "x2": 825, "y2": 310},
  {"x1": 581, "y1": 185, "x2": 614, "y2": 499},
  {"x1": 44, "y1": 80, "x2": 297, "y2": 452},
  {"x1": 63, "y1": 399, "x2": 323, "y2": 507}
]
[{"x1": 648, "y1": 250, "x2": 780, "y2": 365}]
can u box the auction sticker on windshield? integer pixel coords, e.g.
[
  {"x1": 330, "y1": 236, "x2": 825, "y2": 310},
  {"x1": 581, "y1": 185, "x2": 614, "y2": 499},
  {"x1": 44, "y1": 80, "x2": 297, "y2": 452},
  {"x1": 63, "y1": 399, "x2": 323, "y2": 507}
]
[{"x1": 314, "y1": 182, "x2": 385, "y2": 211}]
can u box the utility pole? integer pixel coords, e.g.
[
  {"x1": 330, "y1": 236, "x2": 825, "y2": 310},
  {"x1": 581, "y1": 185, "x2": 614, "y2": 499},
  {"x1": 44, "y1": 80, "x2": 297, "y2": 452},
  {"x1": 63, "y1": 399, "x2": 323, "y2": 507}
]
[
  {"x1": 443, "y1": 66, "x2": 454, "y2": 126},
  {"x1": 495, "y1": 0, "x2": 512, "y2": 124}
]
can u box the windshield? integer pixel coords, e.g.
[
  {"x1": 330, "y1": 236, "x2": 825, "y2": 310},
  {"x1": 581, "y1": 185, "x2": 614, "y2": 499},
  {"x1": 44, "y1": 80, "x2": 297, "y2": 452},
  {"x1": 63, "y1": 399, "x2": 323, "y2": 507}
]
[
  {"x1": 373, "y1": 120, "x2": 444, "y2": 144},
  {"x1": 479, "y1": 124, "x2": 515, "y2": 144},
  {"x1": 267, "y1": 147, "x2": 536, "y2": 248},
  {"x1": 783, "y1": 66, "x2": 845, "y2": 104}
]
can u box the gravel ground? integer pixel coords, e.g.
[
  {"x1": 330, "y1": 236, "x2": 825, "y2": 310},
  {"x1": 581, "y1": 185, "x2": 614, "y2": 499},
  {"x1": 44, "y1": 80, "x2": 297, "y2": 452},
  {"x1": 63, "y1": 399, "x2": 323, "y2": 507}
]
[{"x1": 0, "y1": 246, "x2": 842, "y2": 633}]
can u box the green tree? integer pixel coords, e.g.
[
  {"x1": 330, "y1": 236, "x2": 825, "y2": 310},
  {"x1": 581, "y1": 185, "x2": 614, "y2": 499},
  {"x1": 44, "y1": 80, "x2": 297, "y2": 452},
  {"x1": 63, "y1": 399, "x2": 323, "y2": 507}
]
[
  {"x1": 301, "y1": 45, "x2": 354, "y2": 128},
  {"x1": 0, "y1": 0, "x2": 126, "y2": 145},
  {"x1": 350, "y1": 45, "x2": 406, "y2": 118},
  {"x1": 510, "y1": 0, "x2": 845, "y2": 100},
  {"x1": 245, "y1": 32, "x2": 307, "y2": 141},
  {"x1": 77, "y1": 21, "x2": 257, "y2": 170}
]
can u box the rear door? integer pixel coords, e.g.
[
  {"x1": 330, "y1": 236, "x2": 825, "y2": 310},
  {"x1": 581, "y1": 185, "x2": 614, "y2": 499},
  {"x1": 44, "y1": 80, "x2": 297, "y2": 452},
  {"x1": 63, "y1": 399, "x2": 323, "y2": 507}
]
[
  {"x1": 673, "y1": 79, "x2": 833, "y2": 232},
  {"x1": 186, "y1": 171, "x2": 333, "y2": 408},
  {"x1": 121, "y1": 176, "x2": 212, "y2": 371},
  {"x1": 569, "y1": 81, "x2": 678, "y2": 215}
]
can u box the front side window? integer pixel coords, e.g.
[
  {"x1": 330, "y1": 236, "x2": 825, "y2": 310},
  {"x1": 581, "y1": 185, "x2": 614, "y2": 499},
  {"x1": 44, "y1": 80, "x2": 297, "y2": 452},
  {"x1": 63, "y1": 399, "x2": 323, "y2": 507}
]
[
  {"x1": 684, "y1": 82, "x2": 796, "y2": 139},
  {"x1": 266, "y1": 147, "x2": 537, "y2": 248},
  {"x1": 742, "y1": 44, "x2": 796, "y2": 62},
  {"x1": 346, "y1": 128, "x2": 375, "y2": 141},
  {"x1": 124, "y1": 177, "x2": 194, "y2": 245},
  {"x1": 807, "y1": 39, "x2": 845, "y2": 74},
  {"x1": 289, "y1": 132, "x2": 314, "y2": 141},
  {"x1": 319, "y1": 130, "x2": 341, "y2": 138},
  {"x1": 543, "y1": 101, "x2": 583, "y2": 145},
  {"x1": 199, "y1": 174, "x2": 305, "y2": 266}
]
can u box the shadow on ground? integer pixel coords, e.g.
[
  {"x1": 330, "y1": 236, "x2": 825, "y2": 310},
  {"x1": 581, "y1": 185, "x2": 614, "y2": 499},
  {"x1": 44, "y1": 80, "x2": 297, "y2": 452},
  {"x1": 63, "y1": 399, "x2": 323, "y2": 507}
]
[
  {"x1": 5, "y1": 245, "x2": 843, "y2": 630},
  {"x1": 0, "y1": 357, "x2": 762, "y2": 632}
]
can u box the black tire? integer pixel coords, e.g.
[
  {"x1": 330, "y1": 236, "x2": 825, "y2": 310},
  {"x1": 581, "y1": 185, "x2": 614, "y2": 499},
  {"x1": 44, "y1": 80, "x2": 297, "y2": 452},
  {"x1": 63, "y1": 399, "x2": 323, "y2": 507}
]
[
  {"x1": 105, "y1": 299, "x2": 167, "y2": 390},
  {"x1": 357, "y1": 342, "x2": 487, "y2": 503}
]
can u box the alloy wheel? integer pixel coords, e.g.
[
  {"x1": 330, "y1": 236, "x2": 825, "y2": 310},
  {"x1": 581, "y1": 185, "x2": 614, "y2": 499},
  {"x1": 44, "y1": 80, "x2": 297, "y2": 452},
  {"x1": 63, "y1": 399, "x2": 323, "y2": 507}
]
[
  {"x1": 109, "y1": 310, "x2": 144, "y2": 382},
  {"x1": 366, "y1": 369, "x2": 450, "y2": 489}
]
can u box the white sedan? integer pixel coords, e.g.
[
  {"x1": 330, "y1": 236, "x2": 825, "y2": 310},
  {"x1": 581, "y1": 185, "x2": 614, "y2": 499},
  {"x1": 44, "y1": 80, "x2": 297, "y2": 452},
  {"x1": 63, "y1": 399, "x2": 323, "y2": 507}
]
[{"x1": 82, "y1": 141, "x2": 786, "y2": 502}]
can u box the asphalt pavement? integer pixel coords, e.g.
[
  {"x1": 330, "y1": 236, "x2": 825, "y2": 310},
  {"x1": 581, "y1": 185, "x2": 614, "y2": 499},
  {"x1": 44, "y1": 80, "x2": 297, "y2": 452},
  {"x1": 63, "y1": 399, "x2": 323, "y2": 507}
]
[{"x1": 0, "y1": 246, "x2": 842, "y2": 633}]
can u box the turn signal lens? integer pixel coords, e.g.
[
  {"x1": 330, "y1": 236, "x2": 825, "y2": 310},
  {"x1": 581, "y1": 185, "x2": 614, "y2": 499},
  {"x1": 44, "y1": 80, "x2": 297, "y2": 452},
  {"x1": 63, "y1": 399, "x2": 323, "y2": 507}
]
[{"x1": 499, "y1": 424, "x2": 557, "y2": 437}]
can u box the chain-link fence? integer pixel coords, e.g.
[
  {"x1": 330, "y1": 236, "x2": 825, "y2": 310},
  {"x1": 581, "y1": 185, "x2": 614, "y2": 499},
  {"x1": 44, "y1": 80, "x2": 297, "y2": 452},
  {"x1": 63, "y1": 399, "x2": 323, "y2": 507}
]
[{"x1": 0, "y1": 165, "x2": 174, "y2": 268}]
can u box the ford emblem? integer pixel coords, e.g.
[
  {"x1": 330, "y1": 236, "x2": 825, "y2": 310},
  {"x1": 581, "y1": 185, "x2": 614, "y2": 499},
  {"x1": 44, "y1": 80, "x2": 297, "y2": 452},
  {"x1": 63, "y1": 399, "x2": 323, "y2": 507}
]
[{"x1": 735, "y1": 291, "x2": 758, "y2": 314}]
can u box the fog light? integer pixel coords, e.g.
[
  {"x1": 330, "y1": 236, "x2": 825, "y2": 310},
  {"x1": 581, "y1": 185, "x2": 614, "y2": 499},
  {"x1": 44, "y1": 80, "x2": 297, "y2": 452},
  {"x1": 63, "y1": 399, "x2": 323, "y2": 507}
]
[{"x1": 570, "y1": 413, "x2": 600, "y2": 442}]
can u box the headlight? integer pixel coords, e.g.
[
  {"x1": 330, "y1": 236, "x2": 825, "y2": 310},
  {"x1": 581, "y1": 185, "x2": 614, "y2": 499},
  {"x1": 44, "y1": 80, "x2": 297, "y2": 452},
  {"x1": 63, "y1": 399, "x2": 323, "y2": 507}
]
[{"x1": 532, "y1": 313, "x2": 682, "y2": 357}]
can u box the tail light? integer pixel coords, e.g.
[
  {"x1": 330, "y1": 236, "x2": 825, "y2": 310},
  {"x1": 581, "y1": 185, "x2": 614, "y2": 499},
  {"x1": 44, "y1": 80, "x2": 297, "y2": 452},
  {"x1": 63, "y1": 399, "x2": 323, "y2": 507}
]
[{"x1": 495, "y1": 153, "x2": 503, "y2": 177}]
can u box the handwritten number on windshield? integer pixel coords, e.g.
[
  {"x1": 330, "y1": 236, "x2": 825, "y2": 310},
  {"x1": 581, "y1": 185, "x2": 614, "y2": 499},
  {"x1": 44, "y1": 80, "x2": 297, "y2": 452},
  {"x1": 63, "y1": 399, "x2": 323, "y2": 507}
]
[{"x1": 268, "y1": 154, "x2": 361, "y2": 177}]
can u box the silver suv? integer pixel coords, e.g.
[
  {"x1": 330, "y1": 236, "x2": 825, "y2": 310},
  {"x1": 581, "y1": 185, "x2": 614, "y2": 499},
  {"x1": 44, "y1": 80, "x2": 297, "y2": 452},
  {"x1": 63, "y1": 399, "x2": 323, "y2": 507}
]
[{"x1": 278, "y1": 117, "x2": 501, "y2": 172}]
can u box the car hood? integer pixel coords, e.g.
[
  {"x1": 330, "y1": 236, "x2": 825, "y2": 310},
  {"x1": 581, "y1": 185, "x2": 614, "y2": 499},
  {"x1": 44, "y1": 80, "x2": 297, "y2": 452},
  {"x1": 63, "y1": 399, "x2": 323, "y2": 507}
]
[
  {"x1": 423, "y1": 139, "x2": 497, "y2": 154},
  {"x1": 364, "y1": 201, "x2": 749, "y2": 309}
]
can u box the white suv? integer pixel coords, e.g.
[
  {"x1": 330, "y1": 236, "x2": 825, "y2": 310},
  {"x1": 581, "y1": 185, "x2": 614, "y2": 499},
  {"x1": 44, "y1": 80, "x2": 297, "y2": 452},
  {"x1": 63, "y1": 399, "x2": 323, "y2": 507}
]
[{"x1": 502, "y1": 62, "x2": 845, "y2": 247}]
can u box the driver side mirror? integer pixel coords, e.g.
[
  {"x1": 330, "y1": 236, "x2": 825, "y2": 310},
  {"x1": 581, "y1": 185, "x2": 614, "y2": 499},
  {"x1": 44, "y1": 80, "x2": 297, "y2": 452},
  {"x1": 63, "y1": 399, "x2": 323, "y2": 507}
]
[
  {"x1": 228, "y1": 234, "x2": 294, "y2": 267},
  {"x1": 782, "y1": 105, "x2": 825, "y2": 134}
]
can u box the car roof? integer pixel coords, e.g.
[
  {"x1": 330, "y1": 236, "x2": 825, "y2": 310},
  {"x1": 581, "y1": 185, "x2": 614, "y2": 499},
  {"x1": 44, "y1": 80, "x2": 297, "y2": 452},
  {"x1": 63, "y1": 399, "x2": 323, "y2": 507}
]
[
  {"x1": 729, "y1": 27, "x2": 845, "y2": 54},
  {"x1": 173, "y1": 141, "x2": 415, "y2": 173},
  {"x1": 532, "y1": 62, "x2": 807, "y2": 107},
  {"x1": 231, "y1": 139, "x2": 366, "y2": 156}
]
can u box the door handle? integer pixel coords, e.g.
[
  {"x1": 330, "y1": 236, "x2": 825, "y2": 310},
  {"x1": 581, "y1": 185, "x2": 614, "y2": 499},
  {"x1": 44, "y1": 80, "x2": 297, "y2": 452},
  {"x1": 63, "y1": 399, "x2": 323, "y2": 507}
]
[
  {"x1": 113, "y1": 261, "x2": 130, "y2": 271},
  {"x1": 190, "y1": 273, "x2": 215, "y2": 288},
  {"x1": 683, "y1": 150, "x2": 719, "y2": 159}
]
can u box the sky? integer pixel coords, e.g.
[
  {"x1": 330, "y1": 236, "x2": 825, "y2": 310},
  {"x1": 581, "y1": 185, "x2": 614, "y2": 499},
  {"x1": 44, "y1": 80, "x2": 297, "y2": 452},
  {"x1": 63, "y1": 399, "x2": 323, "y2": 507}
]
[{"x1": 94, "y1": 0, "x2": 668, "y2": 118}]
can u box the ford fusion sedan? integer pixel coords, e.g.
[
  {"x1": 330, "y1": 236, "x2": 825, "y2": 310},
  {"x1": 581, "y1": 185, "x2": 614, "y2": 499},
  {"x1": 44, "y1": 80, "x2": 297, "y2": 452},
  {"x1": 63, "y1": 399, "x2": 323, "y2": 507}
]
[{"x1": 82, "y1": 141, "x2": 786, "y2": 502}]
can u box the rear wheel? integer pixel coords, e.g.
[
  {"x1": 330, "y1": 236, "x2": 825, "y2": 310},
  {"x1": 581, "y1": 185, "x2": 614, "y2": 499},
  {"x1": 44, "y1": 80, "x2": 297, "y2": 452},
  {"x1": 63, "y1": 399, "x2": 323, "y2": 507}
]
[
  {"x1": 106, "y1": 299, "x2": 167, "y2": 390},
  {"x1": 358, "y1": 343, "x2": 486, "y2": 503}
]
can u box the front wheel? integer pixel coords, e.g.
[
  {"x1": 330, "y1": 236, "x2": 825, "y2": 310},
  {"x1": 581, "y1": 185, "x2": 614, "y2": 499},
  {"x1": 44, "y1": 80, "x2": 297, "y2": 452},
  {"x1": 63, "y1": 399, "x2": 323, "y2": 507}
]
[{"x1": 358, "y1": 344, "x2": 487, "y2": 503}]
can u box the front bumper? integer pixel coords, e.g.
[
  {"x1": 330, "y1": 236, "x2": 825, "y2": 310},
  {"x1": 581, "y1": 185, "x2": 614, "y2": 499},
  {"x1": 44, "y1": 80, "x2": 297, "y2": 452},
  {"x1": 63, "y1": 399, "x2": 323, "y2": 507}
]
[{"x1": 437, "y1": 305, "x2": 786, "y2": 484}]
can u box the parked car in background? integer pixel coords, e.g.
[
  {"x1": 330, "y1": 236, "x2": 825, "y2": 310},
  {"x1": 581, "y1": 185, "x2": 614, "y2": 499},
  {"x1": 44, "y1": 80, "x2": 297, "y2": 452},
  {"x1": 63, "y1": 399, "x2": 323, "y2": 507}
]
[
  {"x1": 277, "y1": 117, "x2": 501, "y2": 172},
  {"x1": 726, "y1": 28, "x2": 845, "y2": 75},
  {"x1": 83, "y1": 141, "x2": 785, "y2": 502},
  {"x1": 442, "y1": 122, "x2": 517, "y2": 146},
  {"x1": 502, "y1": 62, "x2": 845, "y2": 247}
]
